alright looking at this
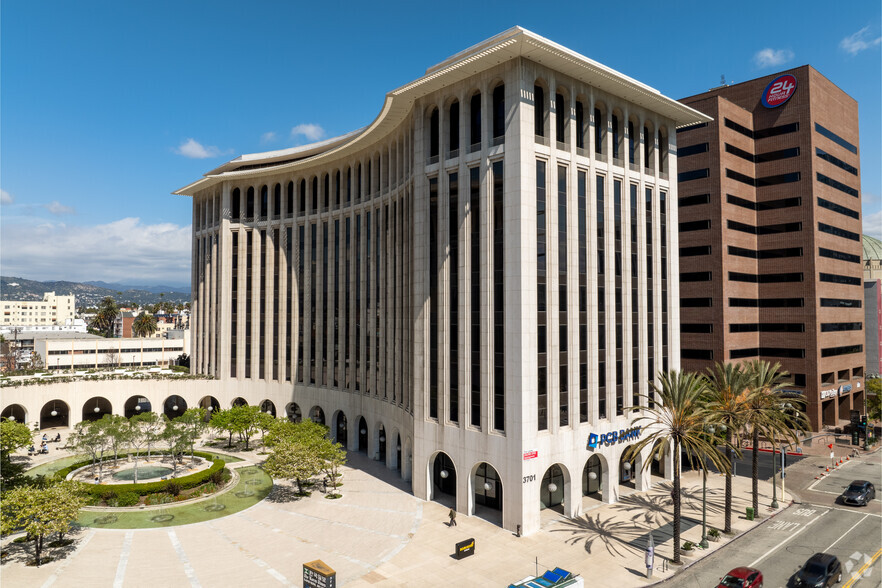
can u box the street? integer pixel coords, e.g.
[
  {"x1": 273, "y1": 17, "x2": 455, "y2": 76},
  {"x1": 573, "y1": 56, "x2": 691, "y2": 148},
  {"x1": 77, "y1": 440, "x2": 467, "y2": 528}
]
[{"x1": 672, "y1": 450, "x2": 882, "y2": 588}]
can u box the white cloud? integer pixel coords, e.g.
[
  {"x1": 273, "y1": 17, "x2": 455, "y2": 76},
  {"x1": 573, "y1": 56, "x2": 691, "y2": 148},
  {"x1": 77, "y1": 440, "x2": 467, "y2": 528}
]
[
  {"x1": 864, "y1": 205, "x2": 882, "y2": 241},
  {"x1": 290, "y1": 123, "x2": 326, "y2": 142},
  {"x1": 753, "y1": 48, "x2": 794, "y2": 68},
  {"x1": 0, "y1": 217, "x2": 192, "y2": 284},
  {"x1": 260, "y1": 131, "x2": 277, "y2": 145},
  {"x1": 174, "y1": 138, "x2": 224, "y2": 159},
  {"x1": 0, "y1": 189, "x2": 13, "y2": 205},
  {"x1": 45, "y1": 200, "x2": 76, "y2": 215},
  {"x1": 840, "y1": 26, "x2": 882, "y2": 56}
]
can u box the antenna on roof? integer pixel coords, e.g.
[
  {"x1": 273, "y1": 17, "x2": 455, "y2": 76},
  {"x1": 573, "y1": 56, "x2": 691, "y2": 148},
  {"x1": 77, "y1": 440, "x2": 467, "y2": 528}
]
[{"x1": 720, "y1": 74, "x2": 726, "y2": 86}]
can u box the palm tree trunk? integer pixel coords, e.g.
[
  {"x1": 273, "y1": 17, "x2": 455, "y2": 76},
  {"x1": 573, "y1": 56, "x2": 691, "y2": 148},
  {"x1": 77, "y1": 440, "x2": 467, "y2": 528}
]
[
  {"x1": 725, "y1": 429, "x2": 732, "y2": 534},
  {"x1": 673, "y1": 437, "x2": 682, "y2": 565},
  {"x1": 752, "y1": 427, "x2": 759, "y2": 514}
]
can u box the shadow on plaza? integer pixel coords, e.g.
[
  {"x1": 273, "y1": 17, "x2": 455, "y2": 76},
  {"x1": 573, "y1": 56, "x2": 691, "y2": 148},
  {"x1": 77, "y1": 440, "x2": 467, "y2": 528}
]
[
  {"x1": 551, "y1": 511, "x2": 701, "y2": 560},
  {"x1": 1, "y1": 526, "x2": 86, "y2": 567}
]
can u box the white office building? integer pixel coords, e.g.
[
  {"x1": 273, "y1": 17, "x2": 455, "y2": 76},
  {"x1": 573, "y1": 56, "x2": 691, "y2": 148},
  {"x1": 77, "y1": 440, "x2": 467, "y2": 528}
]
[{"x1": 175, "y1": 27, "x2": 709, "y2": 535}]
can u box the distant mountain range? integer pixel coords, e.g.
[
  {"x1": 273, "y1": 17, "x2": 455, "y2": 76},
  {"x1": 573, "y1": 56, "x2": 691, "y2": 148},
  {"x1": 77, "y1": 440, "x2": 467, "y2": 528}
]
[{"x1": 1, "y1": 276, "x2": 191, "y2": 308}]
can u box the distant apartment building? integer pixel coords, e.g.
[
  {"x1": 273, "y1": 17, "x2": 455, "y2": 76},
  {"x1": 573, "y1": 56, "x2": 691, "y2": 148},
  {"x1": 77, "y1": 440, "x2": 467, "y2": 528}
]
[
  {"x1": 113, "y1": 311, "x2": 137, "y2": 338},
  {"x1": 676, "y1": 66, "x2": 865, "y2": 430},
  {"x1": 1, "y1": 292, "x2": 76, "y2": 326}
]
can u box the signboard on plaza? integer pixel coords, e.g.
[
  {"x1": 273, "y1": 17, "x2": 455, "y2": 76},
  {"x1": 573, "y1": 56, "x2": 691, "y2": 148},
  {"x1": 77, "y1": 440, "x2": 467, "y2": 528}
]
[{"x1": 303, "y1": 560, "x2": 336, "y2": 588}]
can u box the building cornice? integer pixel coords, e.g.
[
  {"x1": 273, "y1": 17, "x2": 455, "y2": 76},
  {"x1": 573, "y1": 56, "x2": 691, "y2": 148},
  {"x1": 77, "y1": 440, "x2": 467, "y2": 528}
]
[{"x1": 174, "y1": 26, "x2": 711, "y2": 197}]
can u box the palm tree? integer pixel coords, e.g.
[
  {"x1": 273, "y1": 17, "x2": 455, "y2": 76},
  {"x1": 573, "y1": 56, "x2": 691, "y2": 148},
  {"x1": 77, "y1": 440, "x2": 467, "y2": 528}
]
[
  {"x1": 702, "y1": 362, "x2": 753, "y2": 533},
  {"x1": 743, "y1": 359, "x2": 803, "y2": 514},
  {"x1": 625, "y1": 370, "x2": 731, "y2": 565},
  {"x1": 131, "y1": 312, "x2": 158, "y2": 338}
]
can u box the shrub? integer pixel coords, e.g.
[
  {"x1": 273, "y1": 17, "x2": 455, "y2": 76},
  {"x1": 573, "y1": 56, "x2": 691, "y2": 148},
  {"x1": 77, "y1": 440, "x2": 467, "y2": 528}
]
[
  {"x1": 115, "y1": 492, "x2": 139, "y2": 507},
  {"x1": 682, "y1": 541, "x2": 694, "y2": 551},
  {"x1": 708, "y1": 527, "x2": 720, "y2": 538},
  {"x1": 79, "y1": 458, "x2": 226, "y2": 499},
  {"x1": 201, "y1": 482, "x2": 217, "y2": 495},
  {"x1": 209, "y1": 470, "x2": 225, "y2": 485},
  {"x1": 145, "y1": 493, "x2": 173, "y2": 505},
  {"x1": 165, "y1": 482, "x2": 182, "y2": 496},
  {"x1": 101, "y1": 490, "x2": 117, "y2": 502}
]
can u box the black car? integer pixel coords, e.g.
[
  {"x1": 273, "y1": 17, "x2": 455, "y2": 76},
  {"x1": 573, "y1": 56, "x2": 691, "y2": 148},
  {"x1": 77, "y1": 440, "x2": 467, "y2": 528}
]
[
  {"x1": 791, "y1": 553, "x2": 842, "y2": 587},
  {"x1": 840, "y1": 480, "x2": 876, "y2": 506}
]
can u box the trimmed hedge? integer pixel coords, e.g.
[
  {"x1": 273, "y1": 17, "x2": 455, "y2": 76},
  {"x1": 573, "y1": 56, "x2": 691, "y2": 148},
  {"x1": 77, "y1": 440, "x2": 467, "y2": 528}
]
[
  {"x1": 53, "y1": 451, "x2": 219, "y2": 480},
  {"x1": 54, "y1": 451, "x2": 226, "y2": 498}
]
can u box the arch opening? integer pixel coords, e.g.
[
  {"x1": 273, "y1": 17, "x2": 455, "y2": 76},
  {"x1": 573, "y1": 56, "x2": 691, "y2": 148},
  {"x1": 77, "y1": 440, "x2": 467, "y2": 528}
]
[
  {"x1": 199, "y1": 396, "x2": 220, "y2": 421},
  {"x1": 40, "y1": 399, "x2": 70, "y2": 430},
  {"x1": 357, "y1": 417, "x2": 368, "y2": 452},
  {"x1": 82, "y1": 397, "x2": 112, "y2": 422},
  {"x1": 285, "y1": 402, "x2": 302, "y2": 423},
  {"x1": 2, "y1": 404, "x2": 27, "y2": 424},
  {"x1": 540, "y1": 464, "x2": 566, "y2": 512},
  {"x1": 260, "y1": 399, "x2": 277, "y2": 418},
  {"x1": 232, "y1": 397, "x2": 248, "y2": 407},
  {"x1": 124, "y1": 396, "x2": 152, "y2": 419},
  {"x1": 377, "y1": 424, "x2": 386, "y2": 463},
  {"x1": 430, "y1": 452, "x2": 457, "y2": 503},
  {"x1": 582, "y1": 454, "x2": 605, "y2": 503},
  {"x1": 335, "y1": 412, "x2": 348, "y2": 446},
  {"x1": 310, "y1": 406, "x2": 325, "y2": 425},
  {"x1": 164, "y1": 395, "x2": 187, "y2": 419}
]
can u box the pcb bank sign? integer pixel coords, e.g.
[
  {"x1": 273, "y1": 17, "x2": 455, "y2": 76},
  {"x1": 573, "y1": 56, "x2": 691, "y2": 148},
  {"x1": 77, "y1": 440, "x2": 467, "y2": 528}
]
[{"x1": 587, "y1": 426, "x2": 642, "y2": 450}]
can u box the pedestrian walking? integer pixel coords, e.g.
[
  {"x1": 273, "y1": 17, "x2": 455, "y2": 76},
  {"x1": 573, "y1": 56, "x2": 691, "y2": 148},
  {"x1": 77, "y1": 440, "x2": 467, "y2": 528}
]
[{"x1": 448, "y1": 508, "x2": 457, "y2": 527}]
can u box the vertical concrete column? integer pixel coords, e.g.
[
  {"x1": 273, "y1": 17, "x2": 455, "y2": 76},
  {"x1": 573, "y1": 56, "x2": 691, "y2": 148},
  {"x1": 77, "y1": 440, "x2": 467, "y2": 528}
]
[
  {"x1": 218, "y1": 182, "x2": 232, "y2": 380},
  {"x1": 265, "y1": 224, "x2": 275, "y2": 382},
  {"x1": 190, "y1": 196, "x2": 199, "y2": 373}
]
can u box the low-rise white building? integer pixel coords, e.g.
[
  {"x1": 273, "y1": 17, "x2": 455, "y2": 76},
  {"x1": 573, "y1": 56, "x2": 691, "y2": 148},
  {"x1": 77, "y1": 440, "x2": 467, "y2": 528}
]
[{"x1": 36, "y1": 335, "x2": 186, "y2": 370}]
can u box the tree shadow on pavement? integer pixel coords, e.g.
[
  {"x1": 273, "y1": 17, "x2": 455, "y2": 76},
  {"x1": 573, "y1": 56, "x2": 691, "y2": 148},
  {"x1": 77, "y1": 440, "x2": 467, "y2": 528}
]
[
  {"x1": 550, "y1": 512, "x2": 648, "y2": 558},
  {"x1": 1, "y1": 526, "x2": 86, "y2": 567}
]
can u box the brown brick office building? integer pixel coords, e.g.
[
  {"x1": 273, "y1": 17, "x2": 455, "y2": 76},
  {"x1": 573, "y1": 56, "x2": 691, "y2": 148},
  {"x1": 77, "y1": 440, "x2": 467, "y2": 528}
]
[{"x1": 675, "y1": 66, "x2": 865, "y2": 431}]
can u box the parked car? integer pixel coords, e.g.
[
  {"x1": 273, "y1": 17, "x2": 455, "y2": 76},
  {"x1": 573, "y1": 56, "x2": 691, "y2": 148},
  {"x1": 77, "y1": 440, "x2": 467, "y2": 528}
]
[
  {"x1": 791, "y1": 553, "x2": 842, "y2": 587},
  {"x1": 839, "y1": 480, "x2": 875, "y2": 506},
  {"x1": 718, "y1": 566, "x2": 763, "y2": 588}
]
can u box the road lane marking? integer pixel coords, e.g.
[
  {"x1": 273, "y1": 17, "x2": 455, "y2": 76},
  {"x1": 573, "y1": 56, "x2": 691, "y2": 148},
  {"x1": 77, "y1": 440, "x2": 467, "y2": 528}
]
[
  {"x1": 843, "y1": 546, "x2": 882, "y2": 588},
  {"x1": 748, "y1": 509, "x2": 828, "y2": 568},
  {"x1": 113, "y1": 531, "x2": 134, "y2": 588},
  {"x1": 825, "y1": 506, "x2": 882, "y2": 518},
  {"x1": 826, "y1": 514, "x2": 870, "y2": 551}
]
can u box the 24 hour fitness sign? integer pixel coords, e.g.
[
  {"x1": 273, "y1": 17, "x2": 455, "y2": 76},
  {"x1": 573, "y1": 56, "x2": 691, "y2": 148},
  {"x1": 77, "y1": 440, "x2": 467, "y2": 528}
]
[
  {"x1": 587, "y1": 426, "x2": 642, "y2": 449},
  {"x1": 761, "y1": 74, "x2": 797, "y2": 108}
]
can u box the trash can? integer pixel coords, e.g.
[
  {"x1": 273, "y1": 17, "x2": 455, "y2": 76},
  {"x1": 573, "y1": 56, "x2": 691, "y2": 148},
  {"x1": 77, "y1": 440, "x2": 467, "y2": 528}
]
[{"x1": 746, "y1": 507, "x2": 755, "y2": 521}]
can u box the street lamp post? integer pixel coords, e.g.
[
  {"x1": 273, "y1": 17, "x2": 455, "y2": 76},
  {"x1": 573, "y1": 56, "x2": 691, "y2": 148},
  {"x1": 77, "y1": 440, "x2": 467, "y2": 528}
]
[{"x1": 700, "y1": 424, "x2": 715, "y2": 549}]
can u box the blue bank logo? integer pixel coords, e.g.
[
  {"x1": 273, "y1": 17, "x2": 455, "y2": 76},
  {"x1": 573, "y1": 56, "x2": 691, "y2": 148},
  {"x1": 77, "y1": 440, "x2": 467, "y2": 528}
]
[{"x1": 587, "y1": 427, "x2": 642, "y2": 450}]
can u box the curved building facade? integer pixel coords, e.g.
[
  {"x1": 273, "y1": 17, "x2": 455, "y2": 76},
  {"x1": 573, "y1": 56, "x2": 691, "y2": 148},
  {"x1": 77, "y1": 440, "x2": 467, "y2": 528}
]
[{"x1": 175, "y1": 27, "x2": 709, "y2": 535}]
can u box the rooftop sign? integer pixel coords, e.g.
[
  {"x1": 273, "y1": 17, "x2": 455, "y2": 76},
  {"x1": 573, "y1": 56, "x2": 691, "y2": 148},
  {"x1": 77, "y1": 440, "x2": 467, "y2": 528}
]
[{"x1": 761, "y1": 74, "x2": 797, "y2": 108}]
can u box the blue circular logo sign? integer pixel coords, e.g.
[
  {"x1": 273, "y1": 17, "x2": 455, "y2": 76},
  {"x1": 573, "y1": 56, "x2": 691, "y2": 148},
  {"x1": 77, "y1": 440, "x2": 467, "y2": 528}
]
[{"x1": 761, "y1": 74, "x2": 797, "y2": 108}]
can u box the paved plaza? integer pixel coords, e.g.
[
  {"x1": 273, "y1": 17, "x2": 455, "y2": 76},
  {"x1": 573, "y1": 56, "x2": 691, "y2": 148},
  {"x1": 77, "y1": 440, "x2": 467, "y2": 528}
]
[{"x1": 2, "y1": 436, "x2": 792, "y2": 587}]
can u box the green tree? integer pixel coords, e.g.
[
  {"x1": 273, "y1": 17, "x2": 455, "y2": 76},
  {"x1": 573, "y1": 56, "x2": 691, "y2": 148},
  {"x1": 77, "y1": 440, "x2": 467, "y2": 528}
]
[
  {"x1": 867, "y1": 378, "x2": 881, "y2": 423},
  {"x1": 263, "y1": 438, "x2": 323, "y2": 494},
  {"x1": 175, "y1": 408, "x2": 208, "y2": 457},
  {"x1": 69, "y1": 420, "x2": 112, "y2": 480},
  {"x1": 625, "y1": 370, "x2": 730, "y2": 565},
  {"x1": 101, "y1": 414, "x2": 129, "y2": 464},
  {"x1": 702, "y1": 362, "x2": 753, "y2": 533},
  {"x1": 161, "y1": 417, "x2": 188, "y2": 476},
  {"x1": 743, "y1": 360, "x2": 805, "y2": 514},
  {"x1": 131, "y1": 312, "x2": 158, "y2": 338},
  {"x1": 316, "y1": 437, "x2": 347, "y2": 490},
  {"x1": 90, "y1": 296, "x2": 119, "y2": 338},
  {"x1": 210, "y1": 409, "x2": 235, "y2": 448},
  {"x1": 125, "y1": 413, "x2": 152, "y2": 483},
  {"x1": 229, "y1": 405, "x2": 263, "y2": 450},
  {"x1": 1, "y1": 419, "x2": 34, "y2": 491},
  {"x1": 0, "y1": 481, "x2": 87, "y2": 566}
]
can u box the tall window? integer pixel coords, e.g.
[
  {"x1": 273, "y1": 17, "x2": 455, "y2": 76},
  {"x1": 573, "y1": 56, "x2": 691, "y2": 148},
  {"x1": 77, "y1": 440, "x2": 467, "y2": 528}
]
[
  {"x1": 492, "y1": 85, "x2": 505, "y2": 140},
  {"x1": 246, "y1": 187, "x2": 254, "y2": 219},
  {"x1": 299, "y1": 179, "x2": 306, "y2": 215},
  {"x1": 537, "y1": 160, "x2": 547, "y2": 431},
  {"x1": 310, "y1": 224, "x2": 317, "y2": 384},
  {"x1": 344, "y1": 217, "x2": 351, "y2": 387},
  {"x1": 645, "y1": 188, "x2": 654, "y2": 407},
  {"x1": 429, "y1": 108, "x2": 440, "y2": 159},
  {"x1": 429, "y1": 178, "x2": 439, "y2": 418},
  {"x1": 575, "y1": 102, "x2": 585, "y2": 150},
  {"x1": 492, "y1": 161, "x2": 505, "y2": 431},
  {"x1": 449, "y1": 172, "x2": 459, "y2": 423},
  {"x1": 558, "y1": 165, "x2": 569, "y2": 427},
  {"x1": 312, "y1": 177, "x2": 318, "y2": 213},
  {"x1": 594, "y1": 108, "x2": 604, "y2": 156},
  {"x1": 259, "y1": 230, "x2": 266, "y2": 380},
  {"x1": 366, "y1": 211, "x2": 371, "y2": 395},
  {"x1": 285, "y1": 226, "x2": 292, "y2": 381},
  {"x1": 612, "y1": 115, "x2": 620, "y2": 160},
  {"x1": 333, "y1": 220, "x2": 339, "y2": 386},
  {"x1": 470, "y1": 167, "x2": 481, "y2": 428},
  {"x1": 555, "y1": 93, "x2": 566, "y2": 145},
  {"x1": 231, "y1": 231, "x2": 238, "y2": 378},
  {"x1": 614, "y1": 180, "x2": 623, "y2": 415},
  {"x1": 232, "y1": 188, "x2": 241, "y2": 221},
  {"x1": 355, "y1": 214, "x2": 361, "y2": 391},
  {"x1": 660, "y1": 191, "x2": 668, "y2": 374},
  {"x1": 470, "y1": 93, "x2": 481, "y2": 147},
  {"x1": 578, "y1": 171, "x2": 588, "y2": 422},
  {"x1": 643, "y1": 126, "x2": 651, "y2": 168},
  {"x1": 273, "y1": 230, "x2": 280, "y2": 380},
  {"x1": 245, "y1": 230, "x2": 253, "y2": 378},
  {"x1": 534, "y1": 85, "x2": 546, "y2": 137},
  {"x1": 286, "y1": 182, "x2": 294, "y2": 218},
  {"x1": 596, "y1": 175, "x2": 606, "y2": 419},
  {"x1": 298, "y1": 226, "x2": 305, "y2": 382},
  {"x1": 449, "y1": 101, "x2": 460, "y2": 155},
  {"x1": 630, "y1": 184, "x2": 639, "y2": 408},
  {"x1": 322, "y1": 222, "x2": 329, "y2": 384},
  {"x1": 628, "y1": 122, "x2": 636, "y2": 165}
]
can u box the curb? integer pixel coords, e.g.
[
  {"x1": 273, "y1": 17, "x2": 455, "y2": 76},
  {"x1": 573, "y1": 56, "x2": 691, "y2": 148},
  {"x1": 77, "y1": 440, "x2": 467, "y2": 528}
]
[{"x1": 647, "y1": 500, "x2": 793, "y2": 585}]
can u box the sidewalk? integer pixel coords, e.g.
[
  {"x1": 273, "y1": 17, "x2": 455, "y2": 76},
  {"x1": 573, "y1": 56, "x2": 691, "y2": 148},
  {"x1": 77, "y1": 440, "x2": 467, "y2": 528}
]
[{"x1": 2, "y1": 446, "x2": 789, "y2": 587}]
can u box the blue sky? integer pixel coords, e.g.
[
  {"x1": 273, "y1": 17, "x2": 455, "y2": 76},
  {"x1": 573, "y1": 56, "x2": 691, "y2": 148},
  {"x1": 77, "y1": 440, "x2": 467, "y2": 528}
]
[{"x1": 1, "y1": 0, "x2": 880, "y2": 286}]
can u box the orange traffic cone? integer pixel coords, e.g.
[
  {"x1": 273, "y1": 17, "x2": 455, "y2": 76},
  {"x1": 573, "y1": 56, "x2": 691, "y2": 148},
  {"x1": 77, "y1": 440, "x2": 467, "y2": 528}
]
[
  {"x1": 839, "y1": 458, "x2": 843, "y2": 464},
  {"x1": 826, "y1": 466, "x2": 830, "y2": 472},
  {"x1": 846, "y1": 456, "x2": 850, "y2": 461}
]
